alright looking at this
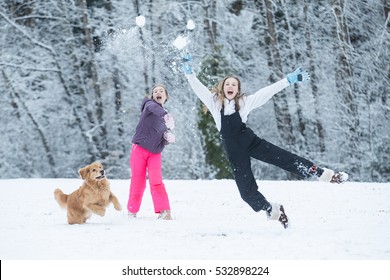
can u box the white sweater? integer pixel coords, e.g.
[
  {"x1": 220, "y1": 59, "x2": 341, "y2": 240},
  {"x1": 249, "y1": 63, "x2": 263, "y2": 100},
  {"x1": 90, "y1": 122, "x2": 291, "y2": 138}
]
[{"x1": 186, "y1": 73, "x2": 291, "y2": 131}]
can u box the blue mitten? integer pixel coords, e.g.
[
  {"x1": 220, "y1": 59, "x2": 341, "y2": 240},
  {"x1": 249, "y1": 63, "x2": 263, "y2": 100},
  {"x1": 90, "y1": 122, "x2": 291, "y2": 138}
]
[
  {"x1": 182, "y1": 52, "x2": 193, "y2": 74},
  {"x1": 287, "y1": 66, "x2": 310, "y2": 85}
]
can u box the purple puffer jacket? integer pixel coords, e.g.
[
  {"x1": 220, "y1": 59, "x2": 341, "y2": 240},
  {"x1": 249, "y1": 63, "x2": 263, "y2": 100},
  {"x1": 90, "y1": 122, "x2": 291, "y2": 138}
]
[{"x1": 131, "y1": 98, "x2": 168, "y2": 154}]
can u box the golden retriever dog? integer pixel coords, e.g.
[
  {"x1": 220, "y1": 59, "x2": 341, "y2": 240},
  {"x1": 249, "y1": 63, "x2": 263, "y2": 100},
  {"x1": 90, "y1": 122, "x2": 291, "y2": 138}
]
[{"x1": 54, "y1": 161, "x2": 122, "y2": 224}]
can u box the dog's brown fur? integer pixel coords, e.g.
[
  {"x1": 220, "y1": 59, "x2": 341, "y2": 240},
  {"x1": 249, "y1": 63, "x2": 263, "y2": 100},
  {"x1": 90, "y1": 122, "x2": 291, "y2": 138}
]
[{"x1": 54, "y1": 161, "x2": 122, "y2": 224}]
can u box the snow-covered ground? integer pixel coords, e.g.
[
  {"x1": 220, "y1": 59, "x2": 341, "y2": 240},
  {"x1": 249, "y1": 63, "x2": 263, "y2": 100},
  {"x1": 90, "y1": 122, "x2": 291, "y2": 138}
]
[
  {"x1": 1, "y1": 178, "x2": 390, "y2": 279},
  {"x1": 1, "y1": 178, "x2": 389, "y2": 260}
]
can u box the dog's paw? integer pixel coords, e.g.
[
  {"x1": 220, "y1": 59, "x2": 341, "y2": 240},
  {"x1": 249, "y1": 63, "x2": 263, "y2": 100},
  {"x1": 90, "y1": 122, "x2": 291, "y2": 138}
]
[{"x1": 96, "y1": 209, "x2": 106, "y2": 216}]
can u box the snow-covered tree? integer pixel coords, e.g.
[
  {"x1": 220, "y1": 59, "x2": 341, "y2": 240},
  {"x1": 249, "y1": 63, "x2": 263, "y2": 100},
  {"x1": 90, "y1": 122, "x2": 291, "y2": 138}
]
[{"x1": 0, "y1": 0, "x2": 388, "y2": 182}]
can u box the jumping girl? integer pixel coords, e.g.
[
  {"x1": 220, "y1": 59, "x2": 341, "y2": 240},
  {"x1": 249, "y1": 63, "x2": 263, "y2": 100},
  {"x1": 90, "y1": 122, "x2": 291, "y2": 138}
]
[{"x1": 182, "y1": 54, "x2": 348, "y2": 228}]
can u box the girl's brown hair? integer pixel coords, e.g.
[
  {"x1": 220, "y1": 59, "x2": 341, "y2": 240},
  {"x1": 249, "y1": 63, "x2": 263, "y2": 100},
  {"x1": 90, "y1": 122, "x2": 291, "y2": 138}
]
[{"x1": 150, "y1": 84, "x2": 169, "y2": 102}]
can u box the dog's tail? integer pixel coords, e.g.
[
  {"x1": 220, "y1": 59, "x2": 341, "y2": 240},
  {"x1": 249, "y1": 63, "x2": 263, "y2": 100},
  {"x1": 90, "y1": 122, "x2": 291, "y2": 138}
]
[{"x1": 54, "y1": 188, "x2": 68, "y2": 209}]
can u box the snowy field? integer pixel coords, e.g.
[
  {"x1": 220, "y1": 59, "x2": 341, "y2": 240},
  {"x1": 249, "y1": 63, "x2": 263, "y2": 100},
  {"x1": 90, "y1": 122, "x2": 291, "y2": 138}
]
[
  {"x1": 1, "y1": 178, "x2": 390, "y2": 279},
  {"x1": 1, "y1": 178, "x2": 389, "y2": 260}
]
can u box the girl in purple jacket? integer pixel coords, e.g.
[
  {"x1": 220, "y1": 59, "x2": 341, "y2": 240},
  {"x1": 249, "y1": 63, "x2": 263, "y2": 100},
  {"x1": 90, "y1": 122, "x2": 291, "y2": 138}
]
[{"x1": 127, "y1": 85, "x2": 175, "y2": 220}]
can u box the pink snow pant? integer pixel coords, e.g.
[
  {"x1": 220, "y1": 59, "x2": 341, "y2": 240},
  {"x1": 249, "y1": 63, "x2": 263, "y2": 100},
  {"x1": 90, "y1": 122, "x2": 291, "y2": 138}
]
[{"x1": 127, "y1": 144, "x2": 170, "y2": 214}]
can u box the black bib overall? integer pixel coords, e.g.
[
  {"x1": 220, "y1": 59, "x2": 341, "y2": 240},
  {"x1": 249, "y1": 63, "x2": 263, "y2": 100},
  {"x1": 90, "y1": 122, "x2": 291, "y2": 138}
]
[{"x1": 220, "y1": 110, "x2": 316, "y2": 212}]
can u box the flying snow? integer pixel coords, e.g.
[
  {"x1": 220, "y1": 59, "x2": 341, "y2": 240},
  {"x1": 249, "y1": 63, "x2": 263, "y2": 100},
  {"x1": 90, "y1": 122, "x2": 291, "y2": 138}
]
[
  {"x1": 186, "y1": 19, "x2": 195, "y2": 30},
  {"x1": 173, "y1": 35, "x2": 188, "y2": 50},
  {"x1": 135, "y1": 15, "x2": 145, "y2": 27}
]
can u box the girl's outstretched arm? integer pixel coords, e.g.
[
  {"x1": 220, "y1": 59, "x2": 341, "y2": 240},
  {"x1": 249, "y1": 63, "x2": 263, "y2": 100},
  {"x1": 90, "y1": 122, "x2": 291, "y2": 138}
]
[
  {"x1": 185, "y1": 73, "x2": 215, "y2": 110},
  {"x1": 185, "y1": 73, "x2": 223, "y2": 130},
  {"x1": 245, "y1": 65, "x2": 310, "y2": 112},
  {"x1": 245, "y1": 78, "x2": 290, "y2": 110},
  {"x1": 182, "y1": 53, "x2": 216, "y2": 110}
]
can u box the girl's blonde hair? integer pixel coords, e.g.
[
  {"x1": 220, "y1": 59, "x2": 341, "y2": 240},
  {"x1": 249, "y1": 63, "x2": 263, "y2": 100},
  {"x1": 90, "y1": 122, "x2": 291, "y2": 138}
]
[{"x1": 213, "y1": 76, "x2": 244, "y2": 111}]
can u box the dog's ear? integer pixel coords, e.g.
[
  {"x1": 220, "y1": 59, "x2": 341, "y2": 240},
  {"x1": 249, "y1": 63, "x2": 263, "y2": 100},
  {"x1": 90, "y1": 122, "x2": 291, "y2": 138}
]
[{"x1": 79, "y1": 166, "x2": 89, "y2": 180}]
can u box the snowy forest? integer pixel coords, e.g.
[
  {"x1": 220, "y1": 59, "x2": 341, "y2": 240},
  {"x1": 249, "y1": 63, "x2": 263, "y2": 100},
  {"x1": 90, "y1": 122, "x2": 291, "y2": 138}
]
[{"x1": 0, "y1": 0, "x2": 389, "y2": 182}]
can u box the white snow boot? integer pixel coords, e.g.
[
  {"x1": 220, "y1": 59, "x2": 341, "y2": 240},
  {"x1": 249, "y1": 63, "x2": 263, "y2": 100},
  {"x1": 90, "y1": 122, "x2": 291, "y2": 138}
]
[
  {"x1": 330, "y1": 171, "x2": 349, "y2": 184},
  {"x1": 319, "y1": 168, "x2": 349, "y2": 184},
  {"x1": 157, "y1": 210, "x2": 172, "y2": 220},
  {"x1": 266, "y1": 203, "x2": 289, "y2": 229},
  {"x1": 128, "y1": 212, "x2": 137, "y2": 219}
]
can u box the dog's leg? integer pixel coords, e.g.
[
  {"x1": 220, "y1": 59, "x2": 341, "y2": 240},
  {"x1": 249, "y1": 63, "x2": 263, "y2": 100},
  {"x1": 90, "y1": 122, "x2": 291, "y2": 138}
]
[
  {"x1": 67, "y1": 208, "x2": 89, "y2": 224},
  {"x1": 110, "y1": 192, "x2": 122, "y2": 211},
  {"x1": 87, "y1": 203, "x2": 106, "y2": 216}
]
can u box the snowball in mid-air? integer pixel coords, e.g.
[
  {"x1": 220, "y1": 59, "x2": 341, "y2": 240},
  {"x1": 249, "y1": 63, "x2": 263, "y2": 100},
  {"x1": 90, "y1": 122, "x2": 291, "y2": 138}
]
[
  {"x1": 186, "y1": 19, "x2": 195, "y2": 30},
  {"x1": 173, "y1": 35, "x2": 188, "y2": 50},
  {"x1": 135, "y1": 15, "x2": 145, "y2": 27}
]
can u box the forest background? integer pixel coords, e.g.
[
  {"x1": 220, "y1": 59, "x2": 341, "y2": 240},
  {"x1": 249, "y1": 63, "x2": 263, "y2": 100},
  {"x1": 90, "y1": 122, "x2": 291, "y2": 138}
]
[{"x1": 0, "y1": 0, "x2": 389, "y2": 182}]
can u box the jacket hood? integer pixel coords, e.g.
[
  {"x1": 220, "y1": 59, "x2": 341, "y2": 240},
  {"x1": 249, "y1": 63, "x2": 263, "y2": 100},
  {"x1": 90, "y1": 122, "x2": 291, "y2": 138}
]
[{"x1": 140, "y1": 98, "x2": 149, "y2": 111}]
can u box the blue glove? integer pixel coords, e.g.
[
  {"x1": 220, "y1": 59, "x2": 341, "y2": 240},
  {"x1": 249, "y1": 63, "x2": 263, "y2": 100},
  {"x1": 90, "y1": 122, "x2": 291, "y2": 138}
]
[
  {"x1": 287, "y1": 66, "x2": 310, "y2": 85},
  {"x1": 181, "y1": 52, "x2": 193, "y2": 74}
]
